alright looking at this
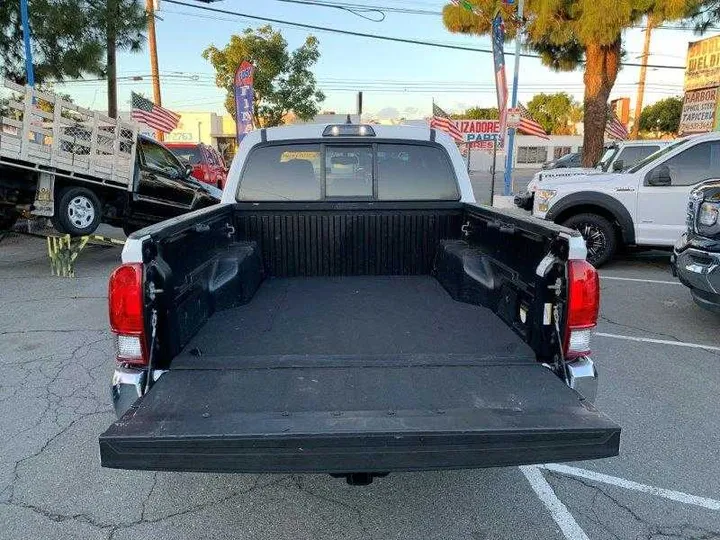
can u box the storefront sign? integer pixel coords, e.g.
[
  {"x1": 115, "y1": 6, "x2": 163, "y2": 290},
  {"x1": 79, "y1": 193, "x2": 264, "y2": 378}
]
[
  {"x1": 685, "y1": 35, "x2": 720, "y2": 91},
  {"x1": 455, "y1": 119, "x2": 503, "y2": 150},
  {"x1": 679, "y1": 87, "x2": 718, "y2": 135}
]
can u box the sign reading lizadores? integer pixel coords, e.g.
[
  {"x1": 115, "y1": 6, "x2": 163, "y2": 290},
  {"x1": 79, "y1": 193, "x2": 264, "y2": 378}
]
[{"x1": 234, "y1": 60, "x2": 255, "y2": 142}]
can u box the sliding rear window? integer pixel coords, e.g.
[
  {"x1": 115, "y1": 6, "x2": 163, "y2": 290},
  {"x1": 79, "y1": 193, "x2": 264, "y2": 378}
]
[
  {"x1": 237, "y1": 141, "x2": 459, "y2": 201},
  {"x1": 238, "y1": 144, "x2": 322, "y2": 201}
]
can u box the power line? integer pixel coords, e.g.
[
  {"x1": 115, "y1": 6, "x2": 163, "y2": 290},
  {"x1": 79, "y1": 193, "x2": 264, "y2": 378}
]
[{"x1": 163, "y1": 0, "x2": 686, "y2": 70}]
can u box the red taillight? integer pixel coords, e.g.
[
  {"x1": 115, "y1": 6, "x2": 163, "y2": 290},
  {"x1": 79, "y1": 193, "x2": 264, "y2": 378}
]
[
  {"x1": 109, "y1": 263, "x2": 147, "y2": 365},
  {"x1": 564, "y1": 260, "x2": 599, "y2": 358}
]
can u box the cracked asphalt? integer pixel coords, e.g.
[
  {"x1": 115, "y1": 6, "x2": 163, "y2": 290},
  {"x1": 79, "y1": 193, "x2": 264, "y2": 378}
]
[{"x1": 1, "y1": 230, "x2": 719, "y2": 540}]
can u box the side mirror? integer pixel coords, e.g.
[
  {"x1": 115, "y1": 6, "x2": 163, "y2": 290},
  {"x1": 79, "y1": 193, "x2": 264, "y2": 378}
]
[
  {"x1": 184, "y1": 164, "x2": 194, "y2": 178},
  {"x1": 647, "y1": 165, "x2": 672, "y2": 186},
  {"x1": 612, "y1": 159, "x2": 624, "y2": 172}
]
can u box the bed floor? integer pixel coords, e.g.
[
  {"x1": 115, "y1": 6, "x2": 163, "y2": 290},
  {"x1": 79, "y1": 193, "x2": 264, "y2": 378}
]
[{"x1": 180, "y1": 276, "x2": 535, "y2": 363}]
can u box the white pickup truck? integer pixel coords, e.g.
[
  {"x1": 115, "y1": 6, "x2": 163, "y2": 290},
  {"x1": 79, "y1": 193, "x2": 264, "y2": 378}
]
[
  {"x1": 97, "y1": 123, "x2": 619, "y2": 484},
  {"x1": 515, "y1": 140, "x2": 670, "y2": 211},
  {"x1": 531, "y1": 132, "x2": 720, "y2": 266}
]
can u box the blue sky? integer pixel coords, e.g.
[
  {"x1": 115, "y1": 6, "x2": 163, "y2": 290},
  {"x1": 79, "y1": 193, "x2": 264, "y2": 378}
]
[{"x1": 57, "y1": 0, "x2": 716, "y2": 118}]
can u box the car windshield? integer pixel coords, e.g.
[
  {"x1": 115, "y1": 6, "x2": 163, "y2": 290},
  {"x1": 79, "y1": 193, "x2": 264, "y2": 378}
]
[
  {"x1": 597, "y1": 146, "x2": 618, "y2": 171},
  {"x1": 628, "y1": 139, "x2": 690, "y2": 173},
  {"x1": 170, "y1": 146, "x2": 202, "y2": 165}
]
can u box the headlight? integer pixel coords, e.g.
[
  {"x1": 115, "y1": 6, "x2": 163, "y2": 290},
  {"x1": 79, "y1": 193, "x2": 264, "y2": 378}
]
[
  {"x1": 535, "y1": 189, "x2": 557, "y2": 212},
  {"x1": 698, "y1": 202, "x2": 719, "y2": 227}
]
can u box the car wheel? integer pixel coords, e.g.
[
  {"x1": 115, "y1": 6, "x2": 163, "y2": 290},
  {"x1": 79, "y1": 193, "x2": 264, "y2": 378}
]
[
  {"x1": 562, "y1": 213, "x2": 617, "y2": 267},
  {"x1": 52, "y1": 187, "x2": 102, "y2": 236}
]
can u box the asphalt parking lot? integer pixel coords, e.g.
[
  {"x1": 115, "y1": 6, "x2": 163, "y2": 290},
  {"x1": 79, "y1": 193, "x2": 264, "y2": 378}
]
[{"x1": 1, "y1": 226, "x2": 719, "y2": 540}]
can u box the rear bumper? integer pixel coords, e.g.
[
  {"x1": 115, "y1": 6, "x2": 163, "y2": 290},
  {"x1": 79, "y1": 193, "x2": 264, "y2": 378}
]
[{"x1": 100, "y1": 420, "x2": 619, "y2": 474}]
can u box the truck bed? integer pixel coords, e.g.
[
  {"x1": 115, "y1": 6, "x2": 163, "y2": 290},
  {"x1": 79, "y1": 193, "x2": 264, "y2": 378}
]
[{"x1": 178, "y1": 275, "x2": 535, "y2": 362}]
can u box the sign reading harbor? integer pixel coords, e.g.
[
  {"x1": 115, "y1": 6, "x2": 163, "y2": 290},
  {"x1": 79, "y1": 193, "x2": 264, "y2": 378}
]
[{"x1": 680, "y1": 35, "x2": 720, "y2": 135}]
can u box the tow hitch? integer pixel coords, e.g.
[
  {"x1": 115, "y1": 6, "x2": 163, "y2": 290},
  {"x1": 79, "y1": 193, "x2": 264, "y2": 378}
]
[{"x1": 330, "y1": 472, "x2": 390, "y2": 486}]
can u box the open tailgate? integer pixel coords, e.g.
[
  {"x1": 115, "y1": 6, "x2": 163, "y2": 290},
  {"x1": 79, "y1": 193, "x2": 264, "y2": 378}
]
[{"x1": 99, "y1": 357, "x2": 620, "y2": 473}]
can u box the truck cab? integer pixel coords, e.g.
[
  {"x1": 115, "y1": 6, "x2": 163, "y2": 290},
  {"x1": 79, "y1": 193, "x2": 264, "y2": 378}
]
[{"x1": 532, "y1": 133, "x2": 720, "y2": 266}]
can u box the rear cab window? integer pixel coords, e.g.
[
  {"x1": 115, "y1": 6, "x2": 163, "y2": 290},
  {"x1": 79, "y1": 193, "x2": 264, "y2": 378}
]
[{"x1": 237, "y1": 141, "x2": 459, "y2": 201}]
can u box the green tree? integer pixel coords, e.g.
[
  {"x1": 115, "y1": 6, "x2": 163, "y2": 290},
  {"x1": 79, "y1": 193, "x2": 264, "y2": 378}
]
[
  {"x1": 442, "y1": 1, "x2": 700, "y2": 167},
  {"x1": 203, "y1": 25, "x2": 325, "y2": 127},
  {"x1": 451, "y1": 106, "x2": 499, "y2": 119},
  {"x1": 638, "y1": 96, "x2": 683, "y2": 134},
  {"x1": 0, "y1": 0, "x2": 104, "y2": 84},
  {"x1": 97, "y1": 0, "x2": 146, "y2": 118},
  {"x1": 527, "y1": 93, "x2": 582, "y2": 135}
]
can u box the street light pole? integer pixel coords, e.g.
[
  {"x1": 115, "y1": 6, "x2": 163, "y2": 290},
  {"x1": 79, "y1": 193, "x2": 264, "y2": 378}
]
[
  {"x1": 503, "y1": 0, "x2": 524, "y2": 197},
  {"x1": 20, "y1": 0, "x2": 35, "y2": 86}
]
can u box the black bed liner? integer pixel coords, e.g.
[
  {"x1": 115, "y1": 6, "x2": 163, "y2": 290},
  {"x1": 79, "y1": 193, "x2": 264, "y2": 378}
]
[{"x1": 180, "y1": 275, "x2": 535, "y2": 359}]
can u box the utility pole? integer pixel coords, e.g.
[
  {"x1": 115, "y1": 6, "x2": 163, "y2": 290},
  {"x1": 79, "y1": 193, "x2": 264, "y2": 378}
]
[
  {"x1": 503, "y1": 0, "x2": 524, "y2": 196},
  {"x1": 146, "y1": 0, "x2": 163, "y2": 141},
  {"x1": 631, "y1": 17, "x2": 653, "y2": 139}
]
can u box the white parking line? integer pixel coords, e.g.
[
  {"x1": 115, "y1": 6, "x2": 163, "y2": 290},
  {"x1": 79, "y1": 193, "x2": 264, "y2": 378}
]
[
  {"x1": 519, "y1": 465, "x2": 590, "y2": 540},
  {"x1": 594, "y1": 332, "x2": 720, "y2": 352},
  {"x1": 600, "y1": 276, "x2": 681, "y2": 285},
  {"x1": 541, "y1": 464, "x2": 720, "y2": 511}
]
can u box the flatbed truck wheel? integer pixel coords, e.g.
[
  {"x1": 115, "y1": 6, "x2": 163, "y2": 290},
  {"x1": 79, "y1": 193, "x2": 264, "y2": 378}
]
[{"x1": 52, "y1": 187, "x2": 102, "y2": 236}]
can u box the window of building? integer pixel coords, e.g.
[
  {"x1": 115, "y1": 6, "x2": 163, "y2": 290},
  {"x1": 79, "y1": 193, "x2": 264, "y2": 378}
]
[{"x1": 553, "y1": 146, "x2": 572, "y2": 159}]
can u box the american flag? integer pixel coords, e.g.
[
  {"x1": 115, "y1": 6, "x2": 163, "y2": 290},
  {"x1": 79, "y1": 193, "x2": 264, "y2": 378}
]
[
  {"x1": 430, "y1": 103, "x2": 464, "y2": 143},
  {"x1": 491, "y1": 14, "x2": 508, "y2": 147},
  {"x1": 517, "y1": 103, "x2": 550, "y2": 139},
  {"x1": 130, "y1": 92, "x2": 180, "y2": 133},
  {"x1": 605, "y1": 110, "x2": 629, "y2": 140}
]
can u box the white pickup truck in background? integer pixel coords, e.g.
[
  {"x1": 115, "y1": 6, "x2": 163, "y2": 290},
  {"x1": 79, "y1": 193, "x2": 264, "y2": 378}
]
[
  {"x1": 515, "y1": 140, "x2": 670, "y2": 211},
  {"x1": 531, "y1": 132, "x2": 720, "y2": 266}
]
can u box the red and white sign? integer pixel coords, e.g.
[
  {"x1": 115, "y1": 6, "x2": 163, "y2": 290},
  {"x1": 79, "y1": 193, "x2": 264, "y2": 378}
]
[
  {"x1": 507, "y1": 107, "x2": 521, "y2": 128},
  {"x1": 454, "y1": 119, "x2": 503, "y2": 150},
  {"x1": 679, "y1": 86, "x2": 718, "y2": 135}
]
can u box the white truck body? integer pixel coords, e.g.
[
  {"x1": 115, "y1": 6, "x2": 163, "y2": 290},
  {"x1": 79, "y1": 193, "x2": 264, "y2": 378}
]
[
  {"x1": 526, "y1": 140, "x2": 671, "y2": 194},
  {"x1": 534, "y1": 132, "x2": 720, "y2": 249}
]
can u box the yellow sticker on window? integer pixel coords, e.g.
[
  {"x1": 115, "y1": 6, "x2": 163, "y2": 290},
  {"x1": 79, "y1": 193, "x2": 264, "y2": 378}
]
[{"x1": 280, "y1": 151, "x2": 319, "y2": 162}]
